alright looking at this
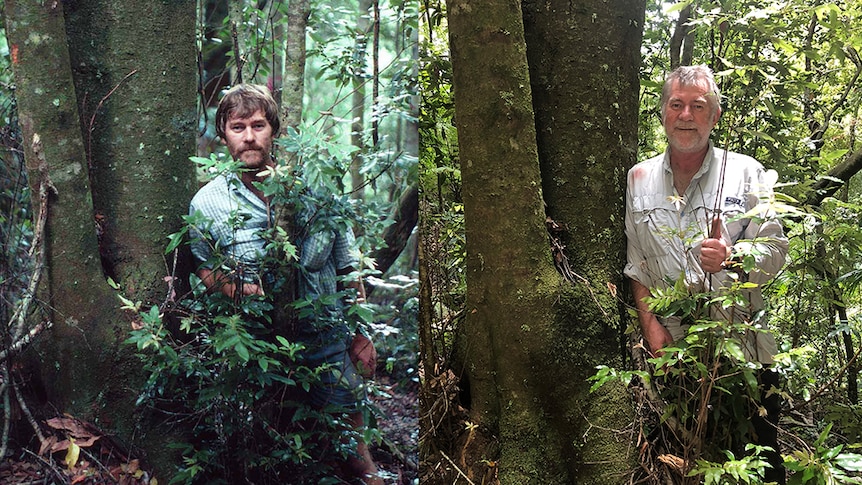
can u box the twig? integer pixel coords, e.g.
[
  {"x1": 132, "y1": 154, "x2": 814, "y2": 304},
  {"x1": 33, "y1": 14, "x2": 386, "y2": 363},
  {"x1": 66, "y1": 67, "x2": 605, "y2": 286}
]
[
  {"x1": 546, "y1": 218, "x2": 612, "y2": 322},
  {"x1": 0, "y1": 367, "x2": 9, "y2": 460},
  {"x1": 787, "y1": 337, "x2": 862, "y2": 412},
  {"x1": 22, "y1": 447, "x2": 67, "y2": 483},
  {"x1": 439, "y1": 450, "x2": 476, "y2": 485},
  {"x1": 0, "y1": 320, "x2": 52, "y2": 364},
  {"x1": 11, "y1": 371, "x2": 45, "y2": 444},
  {"x1": 11, "y1": 134, "x2": 56, "y2": 340},
  {"x1": 81, "y1": 447, "x2": 120, "y2": 484}
]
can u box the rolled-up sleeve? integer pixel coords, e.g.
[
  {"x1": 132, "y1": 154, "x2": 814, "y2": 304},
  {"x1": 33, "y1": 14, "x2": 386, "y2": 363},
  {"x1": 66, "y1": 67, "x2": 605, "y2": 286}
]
[{"x1": 624, "y1": 183, "x2": 647, "y2": 285}]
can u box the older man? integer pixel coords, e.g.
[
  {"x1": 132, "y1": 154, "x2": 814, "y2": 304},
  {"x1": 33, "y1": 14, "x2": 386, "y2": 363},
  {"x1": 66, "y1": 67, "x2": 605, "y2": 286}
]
[{"x1": 625, "y1": 65, "x2": 788, "y2": 483}]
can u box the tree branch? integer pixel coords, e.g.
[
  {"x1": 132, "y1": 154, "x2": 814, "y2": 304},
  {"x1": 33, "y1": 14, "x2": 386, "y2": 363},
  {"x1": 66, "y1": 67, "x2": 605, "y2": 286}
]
[
  {"x1": 369, "y1": 184, "x2": 418, "y2": 276},
  {"x1": 805, "y1": 147, "x2": 862, "y2": 206}
]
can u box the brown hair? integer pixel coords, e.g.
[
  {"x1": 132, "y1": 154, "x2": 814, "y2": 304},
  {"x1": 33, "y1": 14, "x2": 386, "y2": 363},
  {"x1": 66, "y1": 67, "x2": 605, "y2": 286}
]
[{"x1": 215, "y1": 84, "x2": 281, "y2": 139}]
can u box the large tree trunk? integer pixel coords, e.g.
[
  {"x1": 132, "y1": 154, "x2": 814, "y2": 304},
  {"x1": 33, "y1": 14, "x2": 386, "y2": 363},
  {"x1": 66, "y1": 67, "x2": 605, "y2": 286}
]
[
  {"x1": 448, "y1": 0, "x2": 643, "y2": 481},
  {"x1": 63, "y1": 0, "x2": 197, "y2": 302},
  {"x1": 7, "y1": 0, "x2": 197, "y2": 477},
  {"x1": 5, "y1": 0, "x2": 121, "y2": 412}
]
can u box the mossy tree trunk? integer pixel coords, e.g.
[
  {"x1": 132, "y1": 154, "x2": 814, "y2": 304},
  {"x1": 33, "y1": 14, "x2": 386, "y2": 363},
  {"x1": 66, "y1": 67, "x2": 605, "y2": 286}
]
[
  {"x1": 448, "y1": 0, "x2": 644, "y2": 482},
  {"x1": 63, "y1": 0, "x2": 197, "y2": 302},
  {"x1": 5, "y1": 0, "x2": 122, "y2": 412},
  {"x1": 5, "y1": 0, "x2": 196, "y2": 477}
]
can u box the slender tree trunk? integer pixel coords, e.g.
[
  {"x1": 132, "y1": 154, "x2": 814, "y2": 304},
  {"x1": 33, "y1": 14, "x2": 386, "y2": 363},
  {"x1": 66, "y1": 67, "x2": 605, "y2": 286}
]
[
  {"x1": 283, "y1": 0, "x2": 310, "y2": 130},
  {"x1": 351, "y1": 0, "x2": 373, "y2": 200},
  {"x1": 670, "y1": 4, "x2": 694, "y2": 69},
  {"x1": 229, "y1": 1, "x2": 252, "y2": 84}
]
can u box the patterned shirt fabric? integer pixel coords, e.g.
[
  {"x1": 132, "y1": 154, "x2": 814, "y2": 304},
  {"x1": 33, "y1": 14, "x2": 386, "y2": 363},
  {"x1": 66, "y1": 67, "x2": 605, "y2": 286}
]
[
  {"x1": 297, "y1": 214, "x2": 358, "y2": 301},
  {"x1": 189, "y1": 175, "x2": 364, "y2": 410},
  {"x1": 624, "y1": 142, "x2": 789, "y2": 363},
  {"x1": 189, "y1": 172, "x2": 272, "y2": 285}
]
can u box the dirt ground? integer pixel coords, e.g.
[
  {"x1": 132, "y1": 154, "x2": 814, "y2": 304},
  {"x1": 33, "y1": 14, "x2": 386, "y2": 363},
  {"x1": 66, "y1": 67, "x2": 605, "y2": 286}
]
[{"x1": 370, "y1": 377, "x2": 419, "y2": 484}]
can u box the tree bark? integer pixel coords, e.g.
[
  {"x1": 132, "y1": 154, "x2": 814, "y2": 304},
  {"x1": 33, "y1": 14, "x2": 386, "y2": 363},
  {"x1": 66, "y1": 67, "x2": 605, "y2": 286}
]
[
  {"x1": 6, "y1": 0, "x2": 198, "y2": 476},
  {"x1": 670, "y1": 4, "x2": 694, "y2": 69},
  {"x1": 283, "y1": 0, "x2": 310, "y2": 130},
  {"x1": 369, "y1": 184, "x2": 418, "y2": 276},
  {"x1": 806, "y1": 147, "x2": 862, "y2": 206},
  {"x1": 5, "y1": 0, "x2": 122, "y2": 412},
  {"x1": 449, "y1": 0, "x2": 643, "y2": 481},
  {"x1": 63, "y1": 0, "x2": 197, "y2": 304}
]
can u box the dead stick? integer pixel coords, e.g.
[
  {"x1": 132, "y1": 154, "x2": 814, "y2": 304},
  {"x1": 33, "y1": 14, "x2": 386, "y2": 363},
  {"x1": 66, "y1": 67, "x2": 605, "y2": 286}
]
[
  {"x1": 0, "y1": 320, "x2": 52, "y2": 364},
  {"x1": 12, "y1": 372, "x2": 45, "y2": 444}
]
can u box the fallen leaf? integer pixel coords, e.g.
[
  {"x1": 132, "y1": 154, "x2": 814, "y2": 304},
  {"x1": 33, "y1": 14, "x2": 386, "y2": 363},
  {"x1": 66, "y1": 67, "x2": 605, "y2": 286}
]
[
  {"x1": 39, "y1": 435, "x2": 57, "y2": 456},
  {"x1": 64, "y1": 438, "x2": 80, "y2": 469}
]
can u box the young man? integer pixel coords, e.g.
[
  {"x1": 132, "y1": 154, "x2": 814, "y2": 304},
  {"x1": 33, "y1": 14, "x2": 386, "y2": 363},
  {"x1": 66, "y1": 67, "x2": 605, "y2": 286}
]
[
  {"x1": 188, "y1": 84, "x2": 381, "y2": 484},
  {"x1": 624, "y1": 65, "x2": 789, "y2": 483}
]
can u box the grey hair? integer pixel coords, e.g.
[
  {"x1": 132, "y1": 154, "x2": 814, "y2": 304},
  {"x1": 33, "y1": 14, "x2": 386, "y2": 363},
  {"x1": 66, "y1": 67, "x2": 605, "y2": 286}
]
[{"x1": 660, "y1": 65, "x2": 721, "y2": 118}]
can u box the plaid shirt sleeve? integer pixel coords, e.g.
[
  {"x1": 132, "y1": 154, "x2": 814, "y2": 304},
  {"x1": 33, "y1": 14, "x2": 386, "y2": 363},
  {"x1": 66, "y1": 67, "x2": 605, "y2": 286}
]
[{"x1": 333, "y1": 226, "x2": 358, "y2": 271}]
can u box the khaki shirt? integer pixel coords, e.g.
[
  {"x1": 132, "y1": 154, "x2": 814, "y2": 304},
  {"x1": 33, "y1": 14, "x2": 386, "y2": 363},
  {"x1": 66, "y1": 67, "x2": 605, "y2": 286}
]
[{"x1": 624, "y1": 143, "x2": 788, "y2": 363}]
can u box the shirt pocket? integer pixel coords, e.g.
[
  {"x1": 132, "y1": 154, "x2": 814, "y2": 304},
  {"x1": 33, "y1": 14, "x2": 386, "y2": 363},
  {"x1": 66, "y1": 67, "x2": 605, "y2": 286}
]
[
  {"x1": 719, "y1": 191, "x2": 749, "y2": 244},
  {"x1": 631, "y1": 194, "x2": 680, "y2": 259}
]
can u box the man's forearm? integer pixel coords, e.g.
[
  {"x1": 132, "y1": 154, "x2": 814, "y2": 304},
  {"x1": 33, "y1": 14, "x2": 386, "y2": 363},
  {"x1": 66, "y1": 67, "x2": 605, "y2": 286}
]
[{"x1": 631, "y1": 278, "x2": 673, "y2": 354}]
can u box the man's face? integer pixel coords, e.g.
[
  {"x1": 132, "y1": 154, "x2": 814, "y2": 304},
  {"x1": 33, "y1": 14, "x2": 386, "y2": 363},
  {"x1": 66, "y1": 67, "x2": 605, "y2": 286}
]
[
  {"x1": 663, "y1": 80, "x2": 721, "y2": 155},
  {"x1": 222, "y1": 109, "x2": 274, "y2": 170}
]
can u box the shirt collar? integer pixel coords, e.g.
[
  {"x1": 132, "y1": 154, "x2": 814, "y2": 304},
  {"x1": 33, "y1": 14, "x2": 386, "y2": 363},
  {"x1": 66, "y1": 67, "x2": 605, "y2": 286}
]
[
  {"x1": 661, "y1": 140, "x2": 717, "y2": 180},
  {"x1": 224, "y1": 171, "x2": 270, "y2": 212}
]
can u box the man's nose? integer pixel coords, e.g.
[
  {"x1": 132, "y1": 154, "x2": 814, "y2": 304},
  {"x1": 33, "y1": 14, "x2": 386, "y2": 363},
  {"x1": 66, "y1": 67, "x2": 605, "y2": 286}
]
[
  {"x1": 242, "y1": 127, "x2": 255, "y2": 142},
  {"x1": 679, "y1": 105, "x2": 694, "y2": 120}
]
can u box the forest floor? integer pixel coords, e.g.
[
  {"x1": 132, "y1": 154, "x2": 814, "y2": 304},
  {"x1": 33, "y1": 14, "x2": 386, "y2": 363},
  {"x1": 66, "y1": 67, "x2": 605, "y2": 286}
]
[
  {"x1": 0, "y1": 376, "x2": 418, "y2": 485},
  {"x1": 369, "y1": 377, "x2": 419, "y2": 484}
]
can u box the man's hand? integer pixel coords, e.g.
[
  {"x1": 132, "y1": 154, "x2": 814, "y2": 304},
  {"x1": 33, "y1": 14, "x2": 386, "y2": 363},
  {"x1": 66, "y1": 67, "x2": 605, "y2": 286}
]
[
  {"x1": 631, "y1": 278, "x2": 675, "y2": 357},
  {"x1": 642, "y1": 314, "x2": 674, "y2": 357},
  {"x1": 349, "y1": 333, "x2": 376, "y2": 378},
  {"x1": 700, "y1": 238, "x2": 731, "y2": 274},
  {"x1": 231, "y1": 282, "x2": 264, "y2": 298},
  {"x1": 197, "y1": 268, "x2": 264, "y2": 299}
]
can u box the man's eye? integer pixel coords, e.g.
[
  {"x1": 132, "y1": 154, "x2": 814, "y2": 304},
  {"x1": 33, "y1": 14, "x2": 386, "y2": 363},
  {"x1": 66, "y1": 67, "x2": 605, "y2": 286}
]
[{"x1": 231, "y1": 125, "x2": 244, "y2": 131}]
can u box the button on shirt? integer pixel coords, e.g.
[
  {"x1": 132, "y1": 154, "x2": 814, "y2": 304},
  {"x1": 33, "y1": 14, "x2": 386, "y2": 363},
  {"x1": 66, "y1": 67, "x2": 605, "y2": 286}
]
[{"x1": 624, "y1": 142, "x2": 789, "y2": 363}]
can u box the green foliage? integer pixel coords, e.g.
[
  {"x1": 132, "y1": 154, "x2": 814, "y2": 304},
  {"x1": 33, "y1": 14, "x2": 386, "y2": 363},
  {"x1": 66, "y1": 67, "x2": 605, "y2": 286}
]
[
  {"x1": 123, "y1": 137, "x2": 403, "y2": 482},
  {"x1": 690, "y1": 446, "x2": 770, "y2": 485},
  {"x1": 784, "y1": 424, "x2": 862, "y2": 485}
]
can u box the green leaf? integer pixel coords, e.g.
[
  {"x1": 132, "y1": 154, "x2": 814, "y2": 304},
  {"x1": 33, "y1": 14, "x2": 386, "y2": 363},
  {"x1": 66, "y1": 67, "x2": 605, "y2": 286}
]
[
  {"x1": 235, "y1": 342, "x2": 249, "y2": 362},
  {"x1": 835, "y1": 453, "x2": 862, "y2": 471},
  {"x1": 165, "y1": 226, "x2": 188, "y2": 254}
]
